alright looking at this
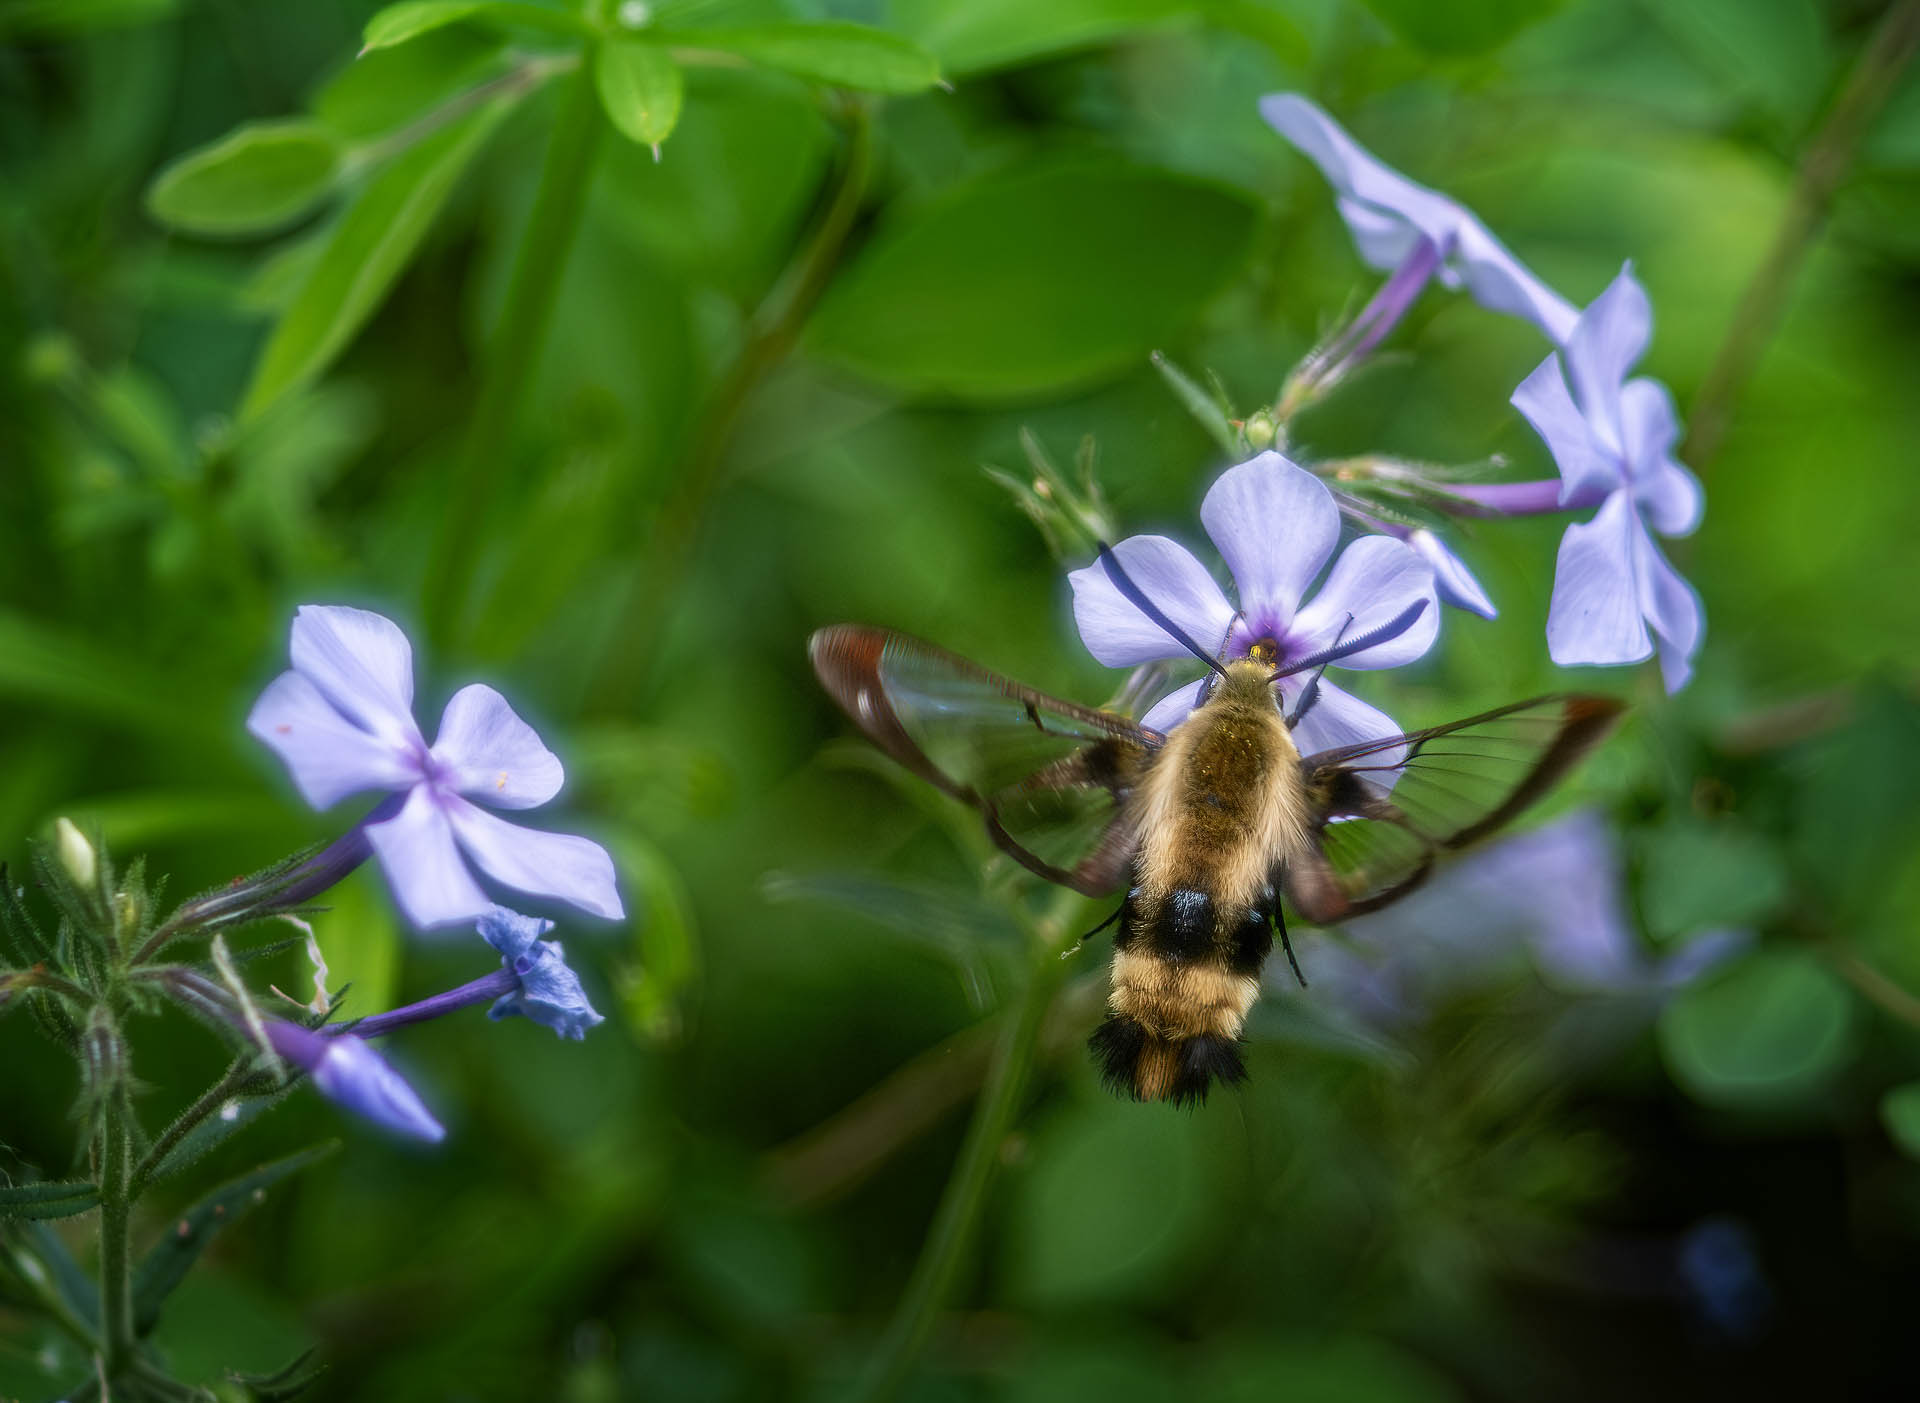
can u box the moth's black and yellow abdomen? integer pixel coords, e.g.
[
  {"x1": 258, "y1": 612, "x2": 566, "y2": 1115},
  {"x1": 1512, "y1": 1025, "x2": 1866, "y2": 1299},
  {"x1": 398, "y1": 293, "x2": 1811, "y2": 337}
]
[
  {"x1": 1089, "y1": 887, "x2": 1273, "y2": 1105},
  {"x1": 1089, "y1": 1016, "x2": 1249, "y2": 1107}
]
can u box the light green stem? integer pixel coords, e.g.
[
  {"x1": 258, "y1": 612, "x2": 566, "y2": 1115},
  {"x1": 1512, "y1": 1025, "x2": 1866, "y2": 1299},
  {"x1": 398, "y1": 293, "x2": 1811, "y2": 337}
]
[
  {"x1": 423, "y1": 33, "x2": 608, "y2": 649},
  {"x1": 850, "y1": 891, "x2": 1080, "y2": 1403}
]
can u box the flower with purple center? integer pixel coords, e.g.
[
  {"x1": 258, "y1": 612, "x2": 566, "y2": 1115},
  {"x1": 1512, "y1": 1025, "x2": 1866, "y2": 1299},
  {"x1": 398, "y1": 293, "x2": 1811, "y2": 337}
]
[
  {"x1": 477, "y1": 905, "x2": 604, "y2": 1040},
  {"x1": 1260, "y1": 92, "x2": 1577, "y2": 343},
  {"x1": 248, "y1": 605, "x2": 624, "y2": 930},
  {"x1": 266, "y1": 1020, "x2": 445, "y2": 1142},
  {"x1": 1068, "y1": 452, "x2": 1438, "y2": 754},
  {"x1": 1509, "y1": 266, "x2": 1705, "y2": 691}
]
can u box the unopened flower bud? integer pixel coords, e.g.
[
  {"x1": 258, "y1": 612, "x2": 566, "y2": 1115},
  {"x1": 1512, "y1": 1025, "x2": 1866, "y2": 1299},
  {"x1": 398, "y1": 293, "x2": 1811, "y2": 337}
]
[{"x1": 54, "y1": 818, "x2": 97, "y2": 892}]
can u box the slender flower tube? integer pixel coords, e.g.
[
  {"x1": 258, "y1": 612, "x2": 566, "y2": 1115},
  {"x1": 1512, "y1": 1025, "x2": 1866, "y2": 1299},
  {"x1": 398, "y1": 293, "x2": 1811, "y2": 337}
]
[
  {"x1": 1510, "y1": 266, "x2": 1705, "y2": 691},
  {"x1": 1261, "y1": 93, "x2": 1578, "y2": 342},
  {"x1": 248, "y1": 605, "x2": 624, "y2": 928},
  {"x1": 1069, "y1": 452, "x2": 1438, "y2": 753},
  {"x1": 264, "y1": 1020, "x2": 445, "y2": 1143}
]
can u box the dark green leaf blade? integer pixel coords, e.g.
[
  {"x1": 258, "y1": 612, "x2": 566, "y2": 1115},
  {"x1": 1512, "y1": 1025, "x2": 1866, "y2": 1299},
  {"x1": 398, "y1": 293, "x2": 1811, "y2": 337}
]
[
  {"x1": 360, "y1": 0, "x2": 592, "y2": 53},
  {"x1": 132, "y1": 1143, "x2": 337, "y2": 1337},
  {"x1": 0, "y1": 1179, "x2": 100, "y2": 1220},
  {"x1": 808, "y1": 158, "x2": 1257, "y2": 399}
]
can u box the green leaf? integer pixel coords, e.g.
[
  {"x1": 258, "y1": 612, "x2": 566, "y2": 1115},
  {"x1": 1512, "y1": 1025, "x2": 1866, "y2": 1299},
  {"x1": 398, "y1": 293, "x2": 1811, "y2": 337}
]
[
  {"x1": 1649, "y1": 0, "x2": 1831, "y2": 131},
  {"x1": 671, "y1": 22, "x2": 940, "y2": 94},
  {"x1": 239, "y1": 91, "x2": 518, "y2": 420},
  {"x1": 1881, "y1": 1081, "x2": 1920, "y2": 1159},
  {"x1": 1354, "y1": 0, "x2": 1567, "y2": 58},
  {"x1": 360, "y1": 0, "x2": 591, "y2": 54},
  {"x1": 1658, "y1": 949, "x2": 1856, "y2": 1105},
  {"x1": 596, "y1": 39, "x2": 685, "y2": 147},
  {"x1": 138, "y1": 1086, "x2": 295, "y2": 1188},
  {"x1": 609, "y1": 831, "x2": 700, "y2": 1043},
  {"x1": 133, "y1": 1143, "x2": 336, "y2": 1337},
  {"x1": 888, "y1": 0, "x2": 1188, "y2": 76},
  {"x1": 146, "y1": 121, "x2": 342, "y2": 237},
  {"x1": 314, "y1": 24, "x2": 505, "y2": 142},
  {"x1": 308, "y1": 868, "x2": 400, "y2": 1023},
  {"x1": 0, "y1": 1178, "x2": 100, "y2": 1220},
  {"x1": 1635, "y1": 819, "x2": 1787, "y2": 941},
  {"x1": 809, "y1": 158, "x2": 1258, "y2": 400},
  {"x1": 0, "y1": 609, "x2": 218, "y2": 743}
]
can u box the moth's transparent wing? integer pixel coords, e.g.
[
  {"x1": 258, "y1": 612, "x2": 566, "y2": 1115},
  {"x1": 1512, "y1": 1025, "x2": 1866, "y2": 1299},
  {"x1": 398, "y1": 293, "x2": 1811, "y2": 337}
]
[
  {"x1": 1287, "y1": 695, "x2": 1624, "y2": 920},
  {"x1": 810, "y1": 625, "x2": 1159, "y2": 895}
]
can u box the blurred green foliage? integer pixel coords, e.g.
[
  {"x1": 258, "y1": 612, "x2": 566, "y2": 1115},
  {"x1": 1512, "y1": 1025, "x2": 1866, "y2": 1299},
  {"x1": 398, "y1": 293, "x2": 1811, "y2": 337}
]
[{"x1": 4, "y1": 0, "x2": 1920, "y2": 1398}]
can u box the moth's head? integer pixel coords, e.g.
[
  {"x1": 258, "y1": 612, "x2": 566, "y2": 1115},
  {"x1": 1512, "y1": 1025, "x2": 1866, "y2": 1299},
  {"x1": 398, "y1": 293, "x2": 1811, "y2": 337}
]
[{"x1": 1199, "y1": 657, "x2": 1282, "y2": 710}]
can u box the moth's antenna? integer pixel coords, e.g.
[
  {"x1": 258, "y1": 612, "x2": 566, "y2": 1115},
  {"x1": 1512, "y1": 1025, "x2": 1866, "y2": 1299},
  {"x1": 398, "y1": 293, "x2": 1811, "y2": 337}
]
[
  {"x1": 1272, "y1": 599, "x2": 1428, "y2": 680},
  {"x1": 1284, "y1": 614, "x2": 1352, "y2": 728},
  {"x1": 1095, "y1": 543, "x2": 1228, "y2": 678}
]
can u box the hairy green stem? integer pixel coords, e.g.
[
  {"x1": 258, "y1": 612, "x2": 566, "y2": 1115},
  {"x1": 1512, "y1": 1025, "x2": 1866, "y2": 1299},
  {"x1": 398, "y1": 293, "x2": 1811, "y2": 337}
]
[
  {"x1": 850, "y1": 890, "x2": 1081, "y2": 1403},
  {"x1": 130, "y1": 1055, "x2": 254, "y2": 1195},
  {"x1": 423, "y1": 35, "x2": 608, "y2": 649},
  {"x1": 97, "y1": 1084, "x2": 134, "y2": 1374},
  {"x1": 1683, "y1": 0, "x2": 1920, "y2": 470},
  {"x1": 585, "y1": 100, "x2": 874, "y2": 712}
]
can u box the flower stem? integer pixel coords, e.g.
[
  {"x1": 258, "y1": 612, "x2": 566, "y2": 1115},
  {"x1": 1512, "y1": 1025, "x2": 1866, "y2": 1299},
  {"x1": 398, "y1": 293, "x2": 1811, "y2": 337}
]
[
  {"x1": 585, "y1": 99, "x2": 875, "y2": 713},
  {"x1": 130, "y1": 1055, "x2": 257, "y2": 1195},
  {"x1": 423, "y1": 28, "x2": 609, "y2": 650},
  {"x1": 97, "y1": 1082, "x2": 134, "y2": 1376},
  {"x1": 1683, "y1": 0, "x2": 1920, "y2": 470},
  {"x1": 327, "y1": 968, "x2": 518, "y2": 1039},
  {"x1": 849, "y1": 890, "x2": 1080, "y2": 1403}
]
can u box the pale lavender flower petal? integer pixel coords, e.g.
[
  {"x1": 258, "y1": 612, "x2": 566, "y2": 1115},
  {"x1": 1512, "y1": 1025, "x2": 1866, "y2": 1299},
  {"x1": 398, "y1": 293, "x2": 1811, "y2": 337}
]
[
  {"x1": 1408, "y1": 529, "x2": 1497, "y2": 619},
  {"x1": 247, "y1": 672, "x2": 418, "y2": 809},
  {"x1": 1198, "y1": 452, "x2": 1339, "y2": 627},
  {"x1": 1289, "y1": 536, "x2": 1440, "y2": 670},
  {"x1": 1547, "y1": 492, "x2": 1653, "y2": 668},
  {"x1": 477, "y1": 905, "x2": 604, "y2": 1040},
  {"x1": 364, "y1": 785, "x2": 492, "y2": 929},
  {"x1": 1563, "y1": 265, "x2": 1652, "y2": 451},
  {"x1": 445, "y1": 800, "x2": 625, "y2": 921},
  {"x1": 1513, "y1": 354, "x2": 1619, "y2": 505},
  {"x1": 1139, "y1": 677, "x2": 1208, "y2": 735},
  {"x1": 1068, "y1": 535, "x2": 1235, "y2": 667},
  {"x1": 268, "y1": 1021, "x2": 444, "y2": 1142},
  {"x1": 1635, "y1": 527, "x2": 1704, "y2": 694},
  {"x1": 1285, "y1": 677, "x2": 1404, "y2": 761},
  {"x1": 431, "y1": 684, "x2": 565, "y2": 810},
  {"x1": 1260, "y1": 93, "x2": 1578, "y2": 341},
  {"x1": 287, "y1": 605, "x2": 419, "y2": 743},
  {"x1": 1620, "y1": 379, "x2": 1702, "y2": 536}
]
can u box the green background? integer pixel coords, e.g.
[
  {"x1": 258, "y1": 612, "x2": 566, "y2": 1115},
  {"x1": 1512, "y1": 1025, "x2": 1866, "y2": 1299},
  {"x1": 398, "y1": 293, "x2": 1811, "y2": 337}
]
[{"x1": 5, "y1": 0, "x2": 1920, "y2": 1397}]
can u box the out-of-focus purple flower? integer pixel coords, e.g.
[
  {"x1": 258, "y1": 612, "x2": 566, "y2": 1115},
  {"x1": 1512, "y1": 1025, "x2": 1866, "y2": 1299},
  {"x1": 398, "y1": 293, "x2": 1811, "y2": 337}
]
[
  {"x1": 1511, "y1": 266, "x2": 1705, "y2": 691},
  {"x1": 266, "y1": 1020, "x2": 444, "y2": 1142},
  {"x1": 248, "y1": 606, "x2": 624, "y2": 929},
  {"x1": 477, "y1": 905, "x2": 604, "y2": 1041},
  {"x1": 1297, "y1": 811, "x2": 1749, "y2": 1029},
  {"x1": 1068, "y1": 452, "x2": 1438, "y2": 755},
  {"x1": 1261, "y1": 93, "x2": 1578, "y2": 342}
]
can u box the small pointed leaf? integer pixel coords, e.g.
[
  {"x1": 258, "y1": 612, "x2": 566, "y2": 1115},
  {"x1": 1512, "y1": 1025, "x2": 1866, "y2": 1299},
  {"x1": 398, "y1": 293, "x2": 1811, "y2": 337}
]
[{"x1": 595, "y1": 38, "x2": 684, "y2": 146}]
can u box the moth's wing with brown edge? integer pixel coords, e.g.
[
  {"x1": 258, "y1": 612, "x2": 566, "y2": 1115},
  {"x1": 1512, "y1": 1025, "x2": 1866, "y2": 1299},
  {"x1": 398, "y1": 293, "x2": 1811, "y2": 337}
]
[
  {"x1": 1282, "y1": 695, "x2": 1625, "y2": 924},
  {"x1": 809, "y1": 625, "x2": 1160, "y2": 896}
]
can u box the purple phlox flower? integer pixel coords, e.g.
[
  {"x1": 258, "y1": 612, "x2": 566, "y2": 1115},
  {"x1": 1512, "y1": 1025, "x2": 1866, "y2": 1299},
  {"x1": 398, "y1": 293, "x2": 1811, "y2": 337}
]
[
  {"x1": 1336, "y1": 486, "x2": 1497, "y2": 620},
  {"x1": 1261, "y1": 93, "x2": 1578, "y2": 343},
  {"x1": 266, "y1": 1019, "x2": 445, "y2": 1142},
  {"x1": 248, "y1": 605, "x2": 624, "y2": 930},
  {"x1": 477, "y1": 904, "x2": 604, "y2": 1041},
  {"x1": 1068, "y1": 452, "x2": 1439, "y2": 757},
  {"x1": 1298, "y1": 810, "x2": 1749, "y2": 1031},
  {"x1": 1511, "y1": 266, "x2": 1705, "y2": 692}
]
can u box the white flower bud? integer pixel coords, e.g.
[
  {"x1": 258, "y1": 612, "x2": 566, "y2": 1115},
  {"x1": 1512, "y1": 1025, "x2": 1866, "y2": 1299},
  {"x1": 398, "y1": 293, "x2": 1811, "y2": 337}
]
[{"x1": 54, "y1": 817, "x2": 96, "y2": 892}]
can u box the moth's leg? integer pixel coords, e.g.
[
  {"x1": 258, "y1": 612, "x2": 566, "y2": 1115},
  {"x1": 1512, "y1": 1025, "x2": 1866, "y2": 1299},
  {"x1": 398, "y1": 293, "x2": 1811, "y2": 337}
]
[{"x1": 1271, "y1": 901, "x2": 1307, "y2": 988}]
